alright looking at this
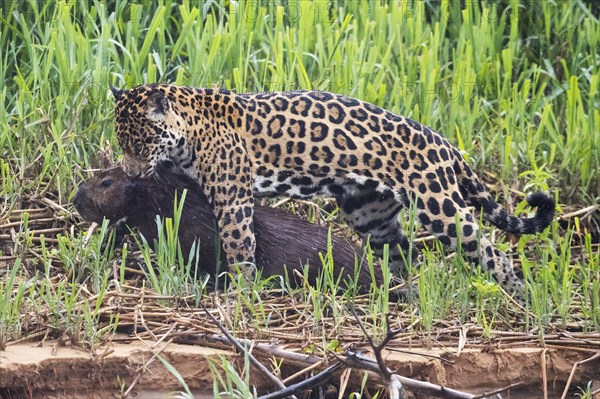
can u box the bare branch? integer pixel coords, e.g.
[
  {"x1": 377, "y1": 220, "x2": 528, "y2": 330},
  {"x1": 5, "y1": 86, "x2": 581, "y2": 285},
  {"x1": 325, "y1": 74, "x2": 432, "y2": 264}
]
[
  {"x1": 181, "y1": 333, "x2": 508, "y2": 399},
  {"x1": 200, "y1": 301, "x2": 295, "y2": 399},
  {"x1": 387, "y1": 347, "x2": 455, "y2": 364},
  {"x1": 257, "y1": 362, "x2": 344, "y2": 399},
  {"x1": 343, "y1": 351, "x2": 478, "y2": 399},
  {"x1": 560, "y1": 352, "x2": 600, "y2": 399},
  {"x1": 349, "y1": 305, "x2": 406, "y2": 398},
  {"x1": 472, "y1": 381, "x2": 524, "y2": 398}
]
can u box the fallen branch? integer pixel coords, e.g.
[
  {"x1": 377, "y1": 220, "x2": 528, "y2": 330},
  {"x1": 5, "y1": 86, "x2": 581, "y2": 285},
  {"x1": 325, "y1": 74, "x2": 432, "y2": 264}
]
[
  {"x1": 123, "y1": 338, "x2": 174, "y2": 397},
  {"x1": 200, "y1": 301, "x2": 296, "y2": 399},
  {"x1": 560, "y1": 352, "x2": 600, "y2": 399},
  {"x1": 341, "y1": 350, "x2": 476, "y2": 399},
  {"x1": 472, "y1": 381, "x2": 524, "y2": 398},
  {"x1": 282, "y1": 359, "x2": 326, "y2": 384},
  {"x1": 349, "y1": 306, "x2": 406, "y2": 399},
  {"x1": 387, "y1": 347, "x2": 455, "y2": 364},
  {"x1": 541, "y1": 348, "x2": 548, "y2": 399},
  {"x1": 180, "y1": 332, "x2": 504, "y2": 399},
  {"x1": 256, "y1": 362, "x2": 344, "y2": 399}
]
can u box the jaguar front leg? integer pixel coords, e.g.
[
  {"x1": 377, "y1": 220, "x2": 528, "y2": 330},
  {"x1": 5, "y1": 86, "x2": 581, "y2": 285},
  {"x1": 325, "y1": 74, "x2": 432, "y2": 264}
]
[
  {"x1": 203, "y1": 146, "x2": 257, "y2": 281},
  {"x1": 214, "y1": 201, "x2": 257, "y2": 277}
]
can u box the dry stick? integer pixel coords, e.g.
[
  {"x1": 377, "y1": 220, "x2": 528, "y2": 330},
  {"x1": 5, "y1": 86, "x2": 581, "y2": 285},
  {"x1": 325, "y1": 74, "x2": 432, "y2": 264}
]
[
  {"x1": 199, "y1": 301, "x2": 295, "y2": 399},
  {"x1": 349, "y1": 306, "x2": 405, "y2": 399},
  {"x1": 341, "y1": 351, "x2": 475, "y2": 399},
  {"x1": 338, "y1": 367, "x2": 352, "y2": 398},
  {"x1": 199, "y1": 334, "x2": 324, "y2": 365},
  {"x1": 282, "y1": 359, "x2": 325, "y2": 384},
  {"x1": 82, "y1": 222, "x2": 98, "y2": 248},
  {"x1": 541, "y1": 348, "x2": 548, "y2": 399},
  {"x1": 37, "y1": 196, "x2": 69, "y2": 214},
  {"x1": 349, "y1": 307, "x2": 401, "y2": 381},
  {"x1": 560, "y1": 352, "x2": 600, "y2": 399},
  {"x1": 4, "y1": 330, "x2": 47, "y2": 346},
  {"x1": 386, "y1": 347, "x2": 455, "y2": 364},
  {"x1": 123, "y1": 338, "x2": 174, "y2": 397},
  {"x1": 471, "y1": 382, "x2": 524, "y2": 399},
  {"x1": 346, "y1": 308, "x2": 509, "y2": 399},
  {"x1": 256, "y1": 362, "x2": 344, "y2": 399},
  {"x1": 558, "y1": 205, "x2": 598, "y2": 220}
]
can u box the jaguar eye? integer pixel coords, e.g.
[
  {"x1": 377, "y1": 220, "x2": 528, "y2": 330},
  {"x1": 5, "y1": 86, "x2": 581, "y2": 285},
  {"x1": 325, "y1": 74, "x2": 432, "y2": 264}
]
[{"x1": 100, "y1": 179, "x2": 113, "y2": 188}]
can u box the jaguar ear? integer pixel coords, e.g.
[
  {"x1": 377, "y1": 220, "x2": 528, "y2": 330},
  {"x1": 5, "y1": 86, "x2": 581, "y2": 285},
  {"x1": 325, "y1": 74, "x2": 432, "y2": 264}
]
[
  {"x1": 146, "y1": 91, "x2": 169, "y2": 121},
  {"x1": 110, "y1": 85, "x2": 122, "y2": 100}
]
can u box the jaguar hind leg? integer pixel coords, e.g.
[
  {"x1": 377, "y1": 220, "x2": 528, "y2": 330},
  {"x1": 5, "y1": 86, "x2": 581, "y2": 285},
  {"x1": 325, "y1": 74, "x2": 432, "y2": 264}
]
[
  {"x1": 336, "y1": 188, "x2": 417, "y2": 276},
  {"x1": 412, "y1": 182, "x2": 526, "y2": 302}
]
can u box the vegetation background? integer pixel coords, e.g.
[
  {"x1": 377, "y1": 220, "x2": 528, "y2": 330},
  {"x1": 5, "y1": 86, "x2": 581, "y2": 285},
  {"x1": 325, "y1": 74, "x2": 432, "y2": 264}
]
[{"x1": 0, "y1": 0, "x2": 599, "y2": 397}]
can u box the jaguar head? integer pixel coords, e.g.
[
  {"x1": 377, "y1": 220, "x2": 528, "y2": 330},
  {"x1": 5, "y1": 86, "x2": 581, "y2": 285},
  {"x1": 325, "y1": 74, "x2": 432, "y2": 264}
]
[{"x1": 111, "y1": 84, "x2": 187, "y2": 178}]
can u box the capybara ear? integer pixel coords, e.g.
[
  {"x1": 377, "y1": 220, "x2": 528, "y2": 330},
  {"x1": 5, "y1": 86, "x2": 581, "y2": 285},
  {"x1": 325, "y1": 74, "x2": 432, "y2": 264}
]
[
  {"x1": 97, "y1": 143, "x2": 115, "y2": 169},
  {"x1": 146, "y1": 91, "x2": 170, "y2": 121}
]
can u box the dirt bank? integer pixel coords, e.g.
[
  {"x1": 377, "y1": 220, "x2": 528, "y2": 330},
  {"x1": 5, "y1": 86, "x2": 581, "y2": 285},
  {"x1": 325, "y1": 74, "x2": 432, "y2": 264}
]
[{"x1": 1, "y1": 339, "x2": 598, "y2": 398}]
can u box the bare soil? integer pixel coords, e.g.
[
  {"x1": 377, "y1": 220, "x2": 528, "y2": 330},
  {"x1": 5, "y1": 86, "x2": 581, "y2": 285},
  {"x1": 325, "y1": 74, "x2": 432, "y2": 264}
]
[{"x1": 1, "y1": 339, "x2": 598, "y2": 398}]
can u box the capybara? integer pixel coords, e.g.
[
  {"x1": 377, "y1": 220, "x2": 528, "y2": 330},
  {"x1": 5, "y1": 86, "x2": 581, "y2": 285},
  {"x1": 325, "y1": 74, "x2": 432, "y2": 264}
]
[{"x1": 73, "y1": 164, "x2": 383, "y2": 291}]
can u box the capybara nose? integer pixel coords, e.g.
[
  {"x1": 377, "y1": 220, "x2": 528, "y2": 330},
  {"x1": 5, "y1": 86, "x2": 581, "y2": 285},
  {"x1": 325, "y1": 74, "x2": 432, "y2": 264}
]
[{"x1": 72, "y1": 189, "x2": 84, "y2": 211}]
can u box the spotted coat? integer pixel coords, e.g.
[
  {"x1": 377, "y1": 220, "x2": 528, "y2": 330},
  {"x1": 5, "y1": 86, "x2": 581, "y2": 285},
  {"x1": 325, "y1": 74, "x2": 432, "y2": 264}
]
[{"x1": 112, "y1": 84, "x2": 555, "y2": 302}]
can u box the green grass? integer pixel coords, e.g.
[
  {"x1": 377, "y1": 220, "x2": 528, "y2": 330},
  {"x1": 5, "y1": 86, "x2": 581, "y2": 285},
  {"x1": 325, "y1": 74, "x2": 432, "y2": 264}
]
[
  {"x1": 1, "y1": 1, "x2": 598, "y2": 201},
  {"x1": 0, "y1": 0, "x2": 599, "y2": 395}
]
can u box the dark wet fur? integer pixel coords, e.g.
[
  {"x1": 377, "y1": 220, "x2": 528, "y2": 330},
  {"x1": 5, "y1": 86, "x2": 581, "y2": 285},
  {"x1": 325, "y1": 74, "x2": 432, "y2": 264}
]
[{"x1": 73, "y1": 164, "x2": 384, "y2": 292}]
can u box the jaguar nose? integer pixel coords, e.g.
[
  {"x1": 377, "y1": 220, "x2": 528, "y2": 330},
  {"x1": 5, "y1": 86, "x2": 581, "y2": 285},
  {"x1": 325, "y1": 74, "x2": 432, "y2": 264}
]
[
  {"x1": 122, "y1": 163, "x2": 141, "y2": 178},
  {"x1": 121, "y1": 153, "x2": 145, "y2": 177},
  {"x1": 129, "y1": 170, "x2": 142, "y2": 178}
]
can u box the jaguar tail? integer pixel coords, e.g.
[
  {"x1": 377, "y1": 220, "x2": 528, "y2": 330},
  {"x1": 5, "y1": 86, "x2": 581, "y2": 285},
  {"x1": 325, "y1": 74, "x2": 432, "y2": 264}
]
[{"x1": 455, "y1": 161, "x2": 555, "y2": 234}]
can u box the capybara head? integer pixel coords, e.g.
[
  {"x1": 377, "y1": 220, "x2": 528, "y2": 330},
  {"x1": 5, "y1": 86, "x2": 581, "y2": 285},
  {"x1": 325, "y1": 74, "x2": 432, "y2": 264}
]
[{"x1": 72, "y1": 167, "x2": 138, "y2": 224}]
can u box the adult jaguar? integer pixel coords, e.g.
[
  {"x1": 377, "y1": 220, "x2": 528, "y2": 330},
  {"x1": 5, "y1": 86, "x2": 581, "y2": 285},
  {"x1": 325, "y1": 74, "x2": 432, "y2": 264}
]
[{"x1": 111, "y1": 84, "x2": 555, "y2": 302}]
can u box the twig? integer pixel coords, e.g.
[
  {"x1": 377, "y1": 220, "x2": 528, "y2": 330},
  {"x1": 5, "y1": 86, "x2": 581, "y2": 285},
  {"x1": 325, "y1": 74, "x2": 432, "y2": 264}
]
[
  {"x1": 123, "y1": 338, "x2": 173, "y2": 397},
  {"x1": 386, "y1": 347, "x2": 455, "y2": 364},
  {"x1": 338, "y1": 368, "x2": 352, "y2": 399},
  {"x1": 342, "y1": 351, "x2": 476, "y2": 399},
  {"x1": 558, "y1": 205, "x2": 598, "y2": 221},
  {"x1": 193, "y1": 334, "x2": 324, "y2": 366},
  {"x1": 472, "y1": 381, "x2": 524, "y2": 398},
  {"x1": 36, "y1": 196, "x2": 69, "y2": 214},
  {"x1": 82, "y1": 222, "x2": 98, "y2": 248},
  {"x1": 256, "y1": 362, "x2": 344, "y2": 399},
  {"x1": 349, "y1": 306, "x2": 402, "y2": 383},
  {"x1": 282, "y1": 359, "x2": 325, "y2": 384},
  {"x1": 348, "y1": 307, "x2": 401, "y2": 397},
  {"x1": 200, "y1": 301, "x2": 295, "y2": 399},
  {"x1": 560, "y1": 352, "x2": 600, "y2": 399},
  {"x1": 349, "y1": 306, "x2": 405, "y2": 398},
  {"x1": 541, "y1": 348, "x2": 548, "y2": 399}
]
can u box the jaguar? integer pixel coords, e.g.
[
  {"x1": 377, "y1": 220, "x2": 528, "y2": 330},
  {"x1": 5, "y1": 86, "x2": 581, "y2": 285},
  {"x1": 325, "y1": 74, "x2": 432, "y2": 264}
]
[{"x1": 111, "y1": 83, "x2": 555, "y2": 302}]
